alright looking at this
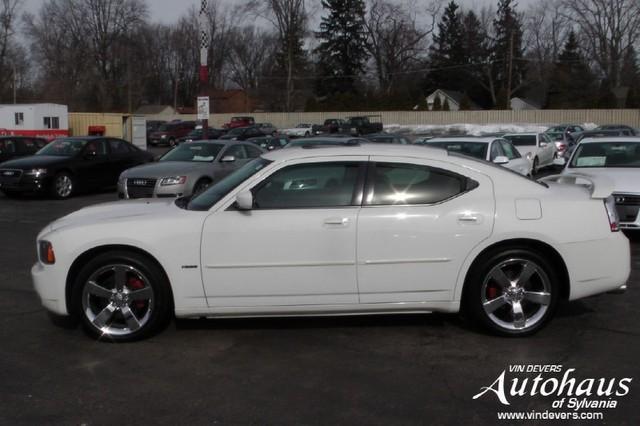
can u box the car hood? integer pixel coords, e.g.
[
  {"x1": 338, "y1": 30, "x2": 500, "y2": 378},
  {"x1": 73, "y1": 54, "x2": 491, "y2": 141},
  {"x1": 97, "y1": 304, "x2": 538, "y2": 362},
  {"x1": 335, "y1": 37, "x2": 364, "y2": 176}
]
[
  {"x1": 45, "y1": 199, "x2": 179, "y2": 234},
  {"x1": 0, "y1": 155, "x2": 69, "y2": 169},
  {"x1": 121, "y1": 161, "x2": 211, "y2": 178},
  {"x1": 562, "y1": 168, "x2": 640, "y2": 194}
]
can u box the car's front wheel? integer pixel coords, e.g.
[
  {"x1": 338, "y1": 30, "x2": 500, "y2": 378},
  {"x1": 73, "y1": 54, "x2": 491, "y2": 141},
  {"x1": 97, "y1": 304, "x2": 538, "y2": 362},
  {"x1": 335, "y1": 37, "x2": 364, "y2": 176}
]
[
  {"x1": 71, "y1": 250, "x2": 172, "y2": 342},
  {"x1": 464, "y1": 248, "x2": 558, "y2": 336},
  {"x1": 51, "y1": 172, "x2": 74, "y2": 199}
]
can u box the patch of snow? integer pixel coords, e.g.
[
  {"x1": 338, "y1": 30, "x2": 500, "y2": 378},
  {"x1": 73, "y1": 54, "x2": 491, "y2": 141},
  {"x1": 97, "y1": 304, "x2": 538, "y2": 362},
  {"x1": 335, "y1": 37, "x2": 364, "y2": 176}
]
[{"x1": 384, "y1": 122, "x2": 599, "y2": 136}]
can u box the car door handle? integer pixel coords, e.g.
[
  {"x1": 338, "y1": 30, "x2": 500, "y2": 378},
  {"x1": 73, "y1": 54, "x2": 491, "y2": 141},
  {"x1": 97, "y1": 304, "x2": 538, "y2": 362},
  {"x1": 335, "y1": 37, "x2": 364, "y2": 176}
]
[
  {"x1": 324, "y1": 217, "x2": 349, "y2": 226},
  {"x1": 458, "y1": 214, "x2": 482, "y2": 223}
]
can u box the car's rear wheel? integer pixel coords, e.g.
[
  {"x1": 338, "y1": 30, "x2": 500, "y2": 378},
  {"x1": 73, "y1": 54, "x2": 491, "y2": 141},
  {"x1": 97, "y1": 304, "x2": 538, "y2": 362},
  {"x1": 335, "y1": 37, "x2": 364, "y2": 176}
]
[
  {"x1": 71, "y1": 250, "x2": 172, "y2": 342},
  {"x1": 51, "y1": 172, "x2": 74, "y2": 199},
  {"x1": 464, "y1": 248, "x2": 558, "y2": 336}
]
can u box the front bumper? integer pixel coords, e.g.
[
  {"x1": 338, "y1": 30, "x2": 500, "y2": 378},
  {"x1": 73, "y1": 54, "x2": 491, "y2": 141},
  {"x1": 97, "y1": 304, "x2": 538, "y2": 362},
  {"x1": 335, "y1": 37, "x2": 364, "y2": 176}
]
[
  {"x1": 32, "y1": 261, "x2": 68, "y2": 316},
  {"x1": 0, "y1": 175, "x2": 51, "y2": 193},
  {"x1": 118, "y1": 178, "x2": 187, "y2": 199}
]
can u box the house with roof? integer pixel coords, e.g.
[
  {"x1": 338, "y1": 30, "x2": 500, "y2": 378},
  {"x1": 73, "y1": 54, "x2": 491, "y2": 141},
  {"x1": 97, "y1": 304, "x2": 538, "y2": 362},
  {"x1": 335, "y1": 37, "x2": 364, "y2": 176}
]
[
  {"x1": 134, "y1": 104, "x2": 177, "y2": 115},
  {"x1": 510, "y1": 97, "x2": 541, "y2": 110},
  {"x1": 426, "y1": 89, "x2": 480, "y2": 111}
]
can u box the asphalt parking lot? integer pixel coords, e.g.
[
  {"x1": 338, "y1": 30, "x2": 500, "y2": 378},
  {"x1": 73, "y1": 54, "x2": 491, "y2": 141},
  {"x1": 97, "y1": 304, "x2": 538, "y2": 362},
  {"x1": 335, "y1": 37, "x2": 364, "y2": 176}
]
[{"x1": 1, "y1": 168, "x2": 639, "y2": 425}]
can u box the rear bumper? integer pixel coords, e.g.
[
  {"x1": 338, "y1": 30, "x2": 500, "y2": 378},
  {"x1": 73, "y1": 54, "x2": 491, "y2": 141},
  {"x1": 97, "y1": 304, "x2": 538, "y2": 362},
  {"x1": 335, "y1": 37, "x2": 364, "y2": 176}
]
[{"x1": 561, "y1": 233, "x2": 630, "y2": 300}]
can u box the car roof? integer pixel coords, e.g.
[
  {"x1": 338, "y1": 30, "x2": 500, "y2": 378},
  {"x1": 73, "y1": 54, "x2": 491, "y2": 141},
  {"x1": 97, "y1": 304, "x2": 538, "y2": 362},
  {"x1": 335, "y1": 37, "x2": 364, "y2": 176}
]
[
  {"x1": 579, "y1": 136, "x2": 640, "y2": 144},
  {"x1": 263, "y1": 144, "x2": 450, "y2": 162},
  {"x1": 427, "y1": 136, "x2": 501, "y2": 144},
  {"x1": 502, "y1": 132, "x2": 538, "y2": 136}
]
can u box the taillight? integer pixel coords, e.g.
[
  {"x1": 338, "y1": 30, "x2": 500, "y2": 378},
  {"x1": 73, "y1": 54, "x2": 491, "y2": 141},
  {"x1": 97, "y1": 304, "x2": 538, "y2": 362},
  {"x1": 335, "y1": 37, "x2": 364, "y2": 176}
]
[
  {"x1": 558, "y1": 143, "x2": 567, "y2": 151},
  {"x1": 38, "y1": 240, "x2": 56, "y2": 264},
  {"x1": 604, "y1": 196, "x2": 620, "y2": 232}
]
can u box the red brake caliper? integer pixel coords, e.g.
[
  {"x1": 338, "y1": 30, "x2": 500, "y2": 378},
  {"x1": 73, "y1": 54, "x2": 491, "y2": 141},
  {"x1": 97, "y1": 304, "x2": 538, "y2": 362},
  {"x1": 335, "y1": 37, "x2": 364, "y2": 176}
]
[
  {"x1": 487, "y1": 284, "x2": 499, "y2": 300},
  {"x1": 127, "y1": 277, "x2": 146, "y2": 309}
]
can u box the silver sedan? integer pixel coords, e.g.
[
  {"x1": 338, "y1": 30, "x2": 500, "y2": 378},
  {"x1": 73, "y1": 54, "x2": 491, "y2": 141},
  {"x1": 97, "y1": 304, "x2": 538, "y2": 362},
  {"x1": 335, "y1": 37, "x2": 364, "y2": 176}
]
[{"x1": 118, "y1": 140, "x2": 265, "y2": 199}]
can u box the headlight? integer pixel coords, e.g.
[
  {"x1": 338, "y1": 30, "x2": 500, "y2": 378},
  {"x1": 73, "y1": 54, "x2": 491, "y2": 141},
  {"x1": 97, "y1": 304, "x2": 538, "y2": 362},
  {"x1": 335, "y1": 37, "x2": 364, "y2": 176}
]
[
  {"x1": 526, "y1": 152, "x2": 533, "y2": 160},
  {"x1": 25, "y1": 168, "x2": 47, "y2": 177},
  {"x1": 161, "y1": 134, "x2": 167, "y2": 139},
  {"x1": 160, "y1": 176, "x2": 187, "y2": 186}
]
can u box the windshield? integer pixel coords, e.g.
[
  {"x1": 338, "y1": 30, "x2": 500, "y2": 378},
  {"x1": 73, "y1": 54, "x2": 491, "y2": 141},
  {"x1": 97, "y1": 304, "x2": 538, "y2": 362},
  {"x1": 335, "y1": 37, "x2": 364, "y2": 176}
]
[
  {"x1": 186, "y1": 130, "x2": 202, "y2": 137},
  {"x1": 160, "y1": 143, "x2": 223, "y2": 162},
  {"x1": 228, "y1": 127, "x2": 246, "y2": 135},
  {"x1": 546, "y1": 126, "x2": 566, "y2": 133},
  {"x1": 37, "y1": 139, "x2": 87, "y2": 156},
  {"x1": 546, "y1": 132, "x2": 564, "y2": 141},
  {"x1": 188, "y1": 158, "x2": 271, "y2": 210},
  {"x1": 503, "y1": 135, "x2": 537, "y2": 146},
  {"x1": 427, "y1": 141, "x2": 488, "y2": 159},
  {"x1": 570, "y1": 142, "x2": 640, "y2": 168}
]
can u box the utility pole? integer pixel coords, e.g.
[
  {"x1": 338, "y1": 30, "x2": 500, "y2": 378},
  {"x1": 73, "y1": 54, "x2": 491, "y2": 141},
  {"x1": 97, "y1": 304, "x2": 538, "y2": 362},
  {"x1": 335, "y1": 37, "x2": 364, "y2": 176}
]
[
  {"x1": 198, "y1": 0, "x2": 210, "y2": 135},
  {"x1": 506, "y1": 30, "x2": 514, "y2": 110}
]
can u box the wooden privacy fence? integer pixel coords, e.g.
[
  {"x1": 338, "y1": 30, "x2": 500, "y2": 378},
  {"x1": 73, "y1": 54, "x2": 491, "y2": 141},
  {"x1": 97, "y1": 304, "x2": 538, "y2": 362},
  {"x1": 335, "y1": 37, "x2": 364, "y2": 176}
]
[
  {"x1": 140, "y1": 109, "x2": 640, "y2": 130},
  {"x1": 67, "y1": 109, "x2": 640, "y2": 141}
]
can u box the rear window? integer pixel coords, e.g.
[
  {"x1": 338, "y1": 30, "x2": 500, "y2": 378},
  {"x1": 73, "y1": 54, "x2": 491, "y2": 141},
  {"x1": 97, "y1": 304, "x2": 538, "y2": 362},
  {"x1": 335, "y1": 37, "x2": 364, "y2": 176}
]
[
  {"x1": 503, "y1": 135, "x2": 537, "y2": 146},
  {"x1": 427, "y1": 141, "x2": 488, "y2": 160}
]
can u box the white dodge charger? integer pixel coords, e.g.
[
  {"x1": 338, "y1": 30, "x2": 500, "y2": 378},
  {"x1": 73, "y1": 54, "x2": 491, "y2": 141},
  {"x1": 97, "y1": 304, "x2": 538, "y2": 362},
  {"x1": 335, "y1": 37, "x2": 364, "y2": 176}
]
[{"x1": 32, "y1": 145, "x2": 630, "y2": 341}]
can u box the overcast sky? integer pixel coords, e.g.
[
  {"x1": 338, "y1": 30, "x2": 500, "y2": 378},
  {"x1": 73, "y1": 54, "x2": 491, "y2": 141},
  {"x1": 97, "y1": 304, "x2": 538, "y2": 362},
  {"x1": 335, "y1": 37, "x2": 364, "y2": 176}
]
[{"x1": 21, "y1": 0, "x2": 539, "y2": 25}]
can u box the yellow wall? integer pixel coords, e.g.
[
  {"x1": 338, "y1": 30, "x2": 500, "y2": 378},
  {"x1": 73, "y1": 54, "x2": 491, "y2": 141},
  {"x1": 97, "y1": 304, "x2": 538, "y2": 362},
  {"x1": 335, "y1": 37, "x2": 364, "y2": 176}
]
[{"x1": 69, "y1": 113, "x2": 127, "y2": 138}]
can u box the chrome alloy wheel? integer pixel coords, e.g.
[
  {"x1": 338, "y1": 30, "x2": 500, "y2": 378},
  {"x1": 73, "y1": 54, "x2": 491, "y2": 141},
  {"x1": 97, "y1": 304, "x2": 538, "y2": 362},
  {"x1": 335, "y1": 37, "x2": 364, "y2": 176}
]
[
  {"x1": 82, "y1": 264, "x2": 154, "y2": 337},
  {"x1": 481, "y1": 258, "x2": 552, "y2": 331},
  {"x1": 55, "y1": 175, "x2": 73, "y2": 198}
]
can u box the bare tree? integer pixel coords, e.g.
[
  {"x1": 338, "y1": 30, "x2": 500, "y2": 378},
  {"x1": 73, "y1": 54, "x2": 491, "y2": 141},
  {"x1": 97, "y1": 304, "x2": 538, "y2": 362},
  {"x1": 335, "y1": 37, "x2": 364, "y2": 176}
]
[
  {"x1": 227, "y1": 26, "x2": 276, "y2": 92},
  {"x1": 564, "y1": 0, "x2": 640, "y2": 89},
  {"x1": 364, "y1": 0, "x2": 437, "y2": 95},
  {"x1": 247, "y1": 0, "x2": 308, "y2": 111},
  {"x1": 0, "y1": 0, "x2": 21, "y2": 101}
]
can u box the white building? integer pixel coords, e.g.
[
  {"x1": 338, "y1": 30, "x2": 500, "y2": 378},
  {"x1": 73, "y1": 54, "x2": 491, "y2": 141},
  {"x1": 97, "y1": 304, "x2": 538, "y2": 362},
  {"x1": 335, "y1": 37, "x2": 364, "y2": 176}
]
[
  {"x1": 0, "y1": 103, "x2": 69, "y2": 138},
  {"x1": 426, "y1": 89, "x2": 480, "y2": 111}
]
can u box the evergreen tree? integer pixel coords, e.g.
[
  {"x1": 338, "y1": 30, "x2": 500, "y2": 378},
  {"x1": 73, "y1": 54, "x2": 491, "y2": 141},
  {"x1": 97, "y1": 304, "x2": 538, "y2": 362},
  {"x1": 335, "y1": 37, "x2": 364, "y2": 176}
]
[
  {"x1": 621, "y1": 47, "x2": 639, "y2": 107},
  {"x1": 492, "y1": 0, "x2": 525, "y2": 108},
  {"x1": 427, "y1": 1, "x2": 465, "y2": 92},
  {"x1": 432, "y1": 96, "x2": 442, "y2": 110},
  {"x1": 461, "y1": 10, "x2": 491, "y2": 108},
  {"x1": 547, "y1": 31, "x2": 596, "y2": 108},
  {"x1": 315, "y1": 0, "x2": 368, "y2": 97},
  {"x1": 442, "y1": 98, "x2": 451, "y2": 111}
]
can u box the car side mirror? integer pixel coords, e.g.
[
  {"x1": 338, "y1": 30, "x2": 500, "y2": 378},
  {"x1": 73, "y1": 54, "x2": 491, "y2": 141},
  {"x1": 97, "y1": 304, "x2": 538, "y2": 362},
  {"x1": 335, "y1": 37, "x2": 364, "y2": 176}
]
[
  {"x1": 493, "y1": 155, "x2": 509, "y2": 165},
  {"x1": 236, "y1": 191, "x2": 253, "y2": 210},
  {"x1": 221, "y1": 155, "x2": 236, "y2": 163}
]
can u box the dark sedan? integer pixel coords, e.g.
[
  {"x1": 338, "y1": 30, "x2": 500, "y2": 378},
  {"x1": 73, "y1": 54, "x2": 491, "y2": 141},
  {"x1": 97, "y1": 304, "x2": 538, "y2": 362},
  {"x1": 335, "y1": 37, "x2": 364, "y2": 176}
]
[
  {"x1": 0, "y1": 136, "x2": 48, "y2": 163},
  {"x1": 219, "y1": 125, "x2": 266, "y2": 141},
  {"x1": 177, "y1": 128, "x2": 226, "y2": 144},
  {"x1": 0, "y1": 137, "x2": 153, "y2": 199}
]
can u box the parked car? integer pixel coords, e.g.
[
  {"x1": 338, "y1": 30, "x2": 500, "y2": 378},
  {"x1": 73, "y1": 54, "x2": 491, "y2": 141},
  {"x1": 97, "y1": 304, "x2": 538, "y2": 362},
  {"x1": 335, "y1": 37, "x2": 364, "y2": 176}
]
[
  {"x1": 314, "y1": 118, "x2": 346, "y2": 134},
  {"x1": 177, "y1": 128, "x2": 226, "y2": 144},
  {"x1": 338, "y1": 116, "x2": 384, "y2": 136},
  {"x1": 148, "y1": 121, "x2": 196, "y2": 147},
  {"x1": 247, "y1": 135, "x2": 290, "y2": 151},
  {"x1": 223, "y1": 116, "x2": 255, "y2": 130},
  {"x1": 365, "y1": 133, "x2": 411, "y2": 144},
  {"x1": 32, "y1": 144, "x2": 629, "y2": 341},
  {"x1": 562, "y1": 130, "x2": 629, "y2": 161},
  {"x1": 219, "y1": 125, "x2": 266, "y2": 141},
  {"x1": 281, "y1": 123, "x2": 315, "y2": 138},
  {"x1": 145, "y1": 120, "x2": 166, "y2": 142},
  {"x1": 0, "y1": 136, "x2": 48, "y2": 163},
  {"x1": 285, "y1": 136, "x2": 369, "y2": 148},
  {"x1": 426, "y1": 137, "x2": 532, "y2": 176},
  {"x1": 118, "y1": 141, "x2": 264, "y2": 199},
  {"x1": 256, "y1": 123, "x2": 277, "y2": 136},
  {"x1": 502, "y1": 132, "x2": 557, "y2": 174},
  {"x1": 593, "y1": 124, "x2": 637, "y2": 136},
  {"x1": 545, "y1": 124, "x2": 585, "y2": 155},
  {"x1": 0, "y1": 137, "x2": 153, "y2": 199},
  {"x1": 561, "y1": 136, "x2": 640, "y2": 229}
]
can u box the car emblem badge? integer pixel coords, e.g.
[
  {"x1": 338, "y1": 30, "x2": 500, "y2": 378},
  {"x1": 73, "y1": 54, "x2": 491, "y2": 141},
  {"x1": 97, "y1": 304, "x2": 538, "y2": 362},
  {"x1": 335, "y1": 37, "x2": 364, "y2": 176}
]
[
  {"x1": 133, "y1": 179, "x2": 147, "y2": 186},
  {"x1": 615, "y1": 196, "x2": 625, "y2": 204},
  {"x1": 2, "y1": 171, "x2": 14, "y2": 176}
]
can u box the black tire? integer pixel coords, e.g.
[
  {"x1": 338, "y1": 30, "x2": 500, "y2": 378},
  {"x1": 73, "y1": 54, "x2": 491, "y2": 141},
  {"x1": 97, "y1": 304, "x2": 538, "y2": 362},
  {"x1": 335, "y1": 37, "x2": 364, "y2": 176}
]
[
  {"x1": 192, "y1": 178, "x2": 211, "y2": 196},
  {"x1": 1, "y1": 189, "x2": 22, "y2": 198},
  {"x1": 532, "y1": 157, "x2": 539, "y2": 175},
  {"x1": 463, "y1": 247, "x2": 559, "y2": 337},
  {"x1": 50, "y1": 171, "x2": 74, "y2": 199},
  {"x1": 71, "y1": 250, "x2": 173, "y2": 342}
]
